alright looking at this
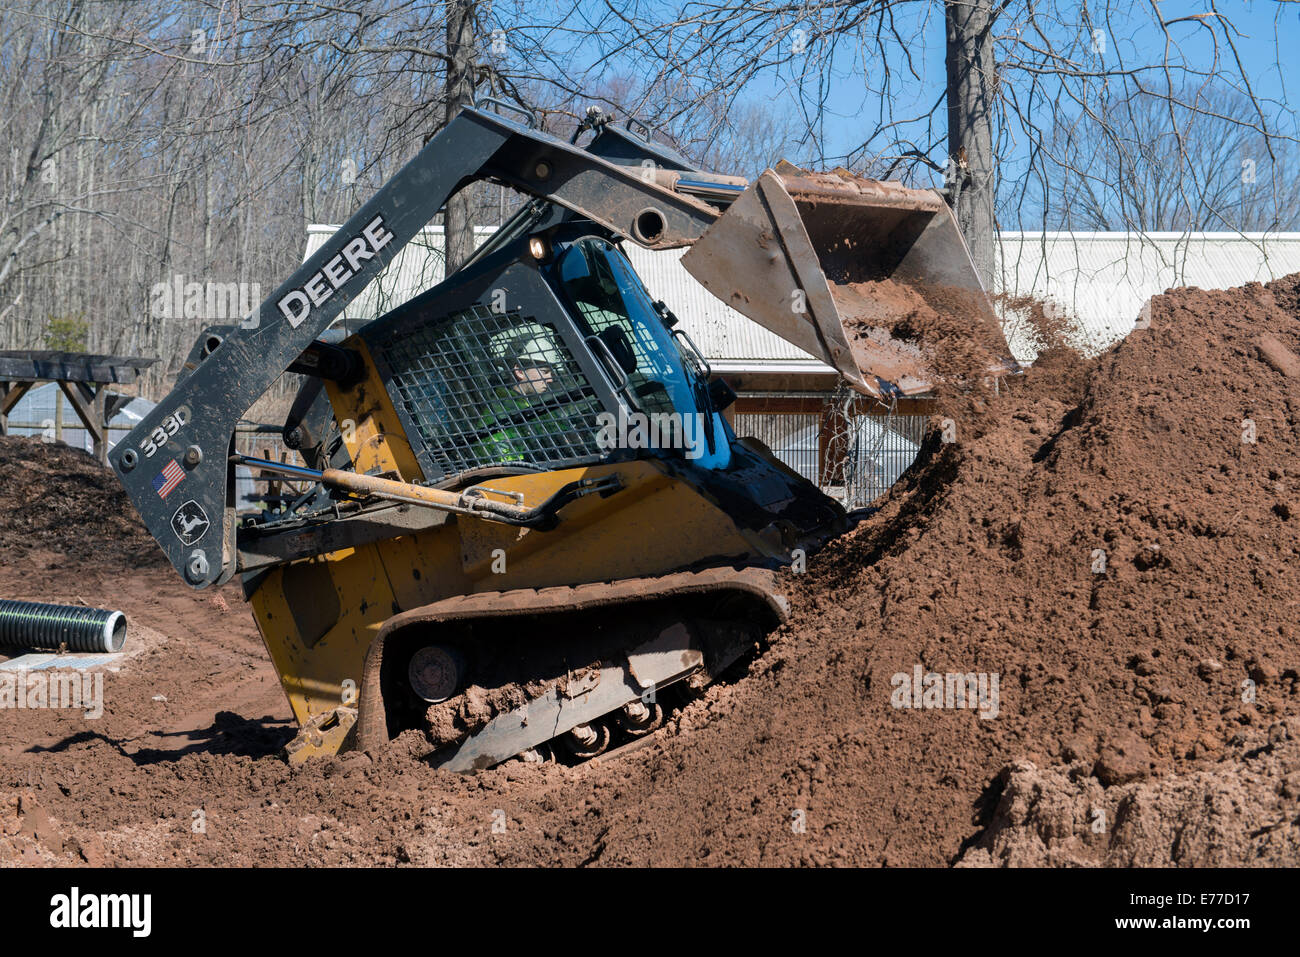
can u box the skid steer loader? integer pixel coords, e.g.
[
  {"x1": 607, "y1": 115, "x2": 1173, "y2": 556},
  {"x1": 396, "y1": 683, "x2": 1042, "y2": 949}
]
[{"x1": 112, "y1": 102, "x2": 1013, "y2": 768}]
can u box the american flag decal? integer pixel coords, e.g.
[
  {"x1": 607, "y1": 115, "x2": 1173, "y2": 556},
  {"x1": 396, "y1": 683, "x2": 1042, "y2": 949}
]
[{"x1": 152, "y1": 459, "x2": 186, "y2": 499}]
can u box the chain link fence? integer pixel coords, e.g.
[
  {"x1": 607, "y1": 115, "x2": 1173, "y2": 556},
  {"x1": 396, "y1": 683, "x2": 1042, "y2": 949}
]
[{"x1": 732, "y1": 387, "x2": 929, "y2": 508}]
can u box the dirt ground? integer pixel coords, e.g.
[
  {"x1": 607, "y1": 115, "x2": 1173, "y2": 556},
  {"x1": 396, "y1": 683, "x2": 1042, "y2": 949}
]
[{"x1": 3, "y1": 273, "x2": 1300, "y2": 867}]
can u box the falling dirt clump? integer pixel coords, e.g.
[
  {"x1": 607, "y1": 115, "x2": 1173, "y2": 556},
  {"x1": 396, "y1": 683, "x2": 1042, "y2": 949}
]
[
  {"x1": 911, "y1": 282, "x2": 1016, "y2": 378},
  {"x1": 995, "y1": 292, "x2": 1077, "y2": 351},
  {"x1": 835, "y1": 277, "x2": 1011, "y2": 399},
  {"x1": 993, "y1": 293, "x2": 1096, "y2": 405}
]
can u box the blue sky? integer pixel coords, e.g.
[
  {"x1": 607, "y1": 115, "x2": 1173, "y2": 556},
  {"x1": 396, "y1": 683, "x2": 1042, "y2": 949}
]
[
  {"x1": 520, "y1": 1, "x2": 1300, "y2": 192},
  {"x1": 772, "y1": 1, "x2": 1299, "y2": 178}
]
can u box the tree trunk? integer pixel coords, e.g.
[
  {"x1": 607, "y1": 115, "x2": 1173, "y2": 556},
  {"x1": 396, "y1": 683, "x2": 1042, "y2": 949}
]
[
  {"x1": 444, "y1": 0, "x2": 476, "y2": 273},
  {"x1": 945, "y1": 0, "x2": 996, "y2": 288}
]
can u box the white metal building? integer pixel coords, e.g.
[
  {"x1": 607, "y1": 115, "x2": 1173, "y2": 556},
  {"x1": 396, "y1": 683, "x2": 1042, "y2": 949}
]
[
  {"x1": 305, "y1": 225, "x2": 1300, "y2": 368},
  {"x1": 996, "y1": 232, "x2": 1300, "y2": 361}
]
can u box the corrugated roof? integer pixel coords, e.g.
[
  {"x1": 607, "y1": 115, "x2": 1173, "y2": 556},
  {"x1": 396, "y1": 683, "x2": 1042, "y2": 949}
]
[{"x1": 306, "y1": 225, "x2": 1300, "y2": 369}]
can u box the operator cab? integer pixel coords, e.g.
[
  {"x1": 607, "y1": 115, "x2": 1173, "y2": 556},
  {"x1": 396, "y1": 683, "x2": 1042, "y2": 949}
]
[{"x1": 357, "y1": 223, "x2": 732, "y2": 488}]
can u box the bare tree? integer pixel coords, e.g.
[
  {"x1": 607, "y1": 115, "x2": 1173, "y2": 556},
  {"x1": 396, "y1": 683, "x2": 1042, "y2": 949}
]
[
  {"x1": 0, "y1": 1, "x2": 535, "y2": 395},
  {"x1": 1047, "y1": 86, "x2": 1300, "y2": 232},
  {"x1": 444, "y1": 0, "x2": 477, "y2": 271},
  {"x1": 946, "y1": 0, "x2": 996, "y2": 282}
]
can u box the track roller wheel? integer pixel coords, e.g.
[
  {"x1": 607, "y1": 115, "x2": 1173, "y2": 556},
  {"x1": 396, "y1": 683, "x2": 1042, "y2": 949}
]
[
  {"x1": 407, "y1": 645, "x2": 464, "y2": 704},
  {"x1": 613, "y1": 699, "x2": 664, "y2": 737},
  {"x1": 560, "y1": 721, "x2": 612, "y2": 760},
  {"x1": 515, "y1": 744, "x2": 554, "y2": 764}
]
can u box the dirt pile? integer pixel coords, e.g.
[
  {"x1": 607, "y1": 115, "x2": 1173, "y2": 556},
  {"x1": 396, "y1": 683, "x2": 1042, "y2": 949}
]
[
  {"x1": 460, "y1": 271, "x2": 1300, "y2": 865},
  {"x1": 0, "y1": 437, "x2": 161, "y2": 567},
  {"x1": 782, "y1": 273, "x2": 1300, "y2": 863}
]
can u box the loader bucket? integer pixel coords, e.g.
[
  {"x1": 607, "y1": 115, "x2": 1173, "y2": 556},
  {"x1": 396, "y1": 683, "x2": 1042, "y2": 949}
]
[{"x1": 681, "y1": 162, "x2": 1018, "y2": 397}]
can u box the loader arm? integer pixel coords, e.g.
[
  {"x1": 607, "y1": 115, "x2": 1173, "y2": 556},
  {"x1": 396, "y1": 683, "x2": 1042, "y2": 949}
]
[{"x1": 112, "y1": 106, "x2": 726, "y2": 589}]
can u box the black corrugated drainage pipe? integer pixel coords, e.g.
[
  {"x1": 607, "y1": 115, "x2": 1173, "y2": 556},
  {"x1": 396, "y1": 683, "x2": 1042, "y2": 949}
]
[{"x1": 0, "y1": 600, "x2": 127, "y2": 653}]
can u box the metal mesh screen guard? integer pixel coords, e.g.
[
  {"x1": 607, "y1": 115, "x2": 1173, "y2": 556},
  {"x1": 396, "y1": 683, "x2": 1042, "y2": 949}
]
[{"x1": 380, "y1": 304, "x2": 607, "y2": 480}]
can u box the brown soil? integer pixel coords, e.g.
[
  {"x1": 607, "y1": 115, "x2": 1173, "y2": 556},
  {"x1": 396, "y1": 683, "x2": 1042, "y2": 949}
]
[
  {"x1": 836, "y1": 278, "x2": 1012, "y2": 396},
  {"x1": 995, "y1": 291, "x2": 1077, "y2": 349},
  {"x1": 0, "y1": 439, "x2": 162, "y2": 567},
  {"x1": 3, "y1": 273, "x2": 1300, "y2": 866},
  {"x1": 958, "y1": 730, "x2": 1300, "y2": 867}
]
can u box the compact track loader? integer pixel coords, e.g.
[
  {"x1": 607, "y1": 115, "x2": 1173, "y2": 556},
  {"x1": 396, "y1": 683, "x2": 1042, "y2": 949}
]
[{"x1": 112, "y1": 103, "x2": 1012, "y2": 767}]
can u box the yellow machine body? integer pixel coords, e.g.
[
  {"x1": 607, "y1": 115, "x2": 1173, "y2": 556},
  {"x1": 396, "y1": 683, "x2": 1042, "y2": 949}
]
[{"x1": 247, "y1": 337, "x2": 775, "y2": 754}]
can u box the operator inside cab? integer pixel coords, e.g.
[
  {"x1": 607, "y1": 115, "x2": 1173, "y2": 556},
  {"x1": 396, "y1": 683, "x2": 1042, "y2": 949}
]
[
  {"x1": 511, "y1": 354, "x2": 554, "y2": 395},
  {"x1": 463, "y1": 332, "x2": 574, "y2": 466}
]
